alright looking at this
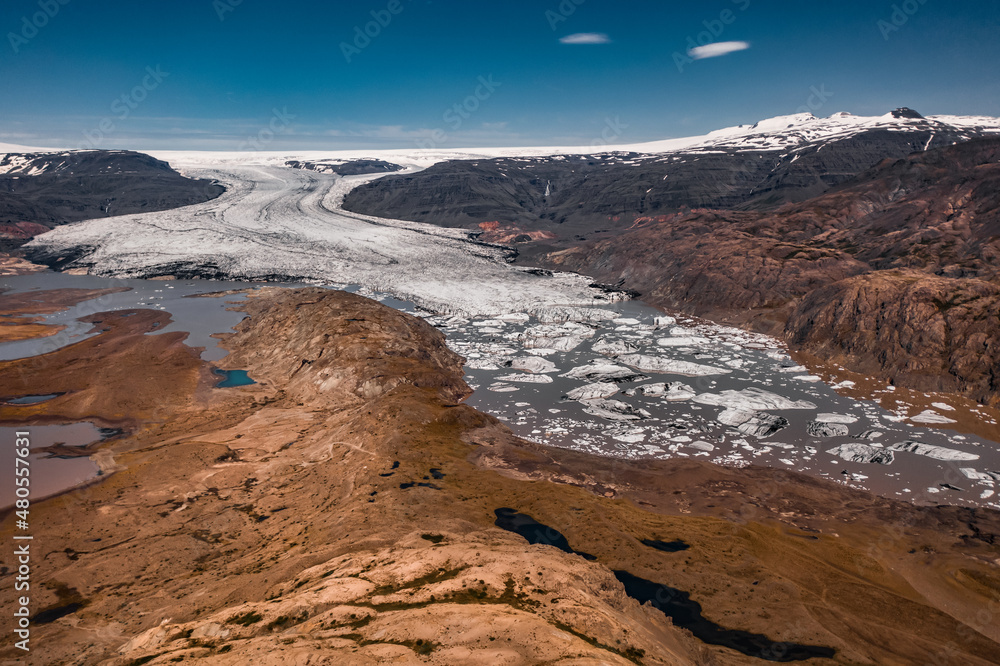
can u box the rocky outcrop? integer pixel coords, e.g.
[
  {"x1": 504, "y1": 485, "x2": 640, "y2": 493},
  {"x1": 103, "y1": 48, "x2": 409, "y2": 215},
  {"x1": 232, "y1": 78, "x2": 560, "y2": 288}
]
[
  {"x1": 4, "y1": 287, "x2": 1000, "y2": 664},
  {"x1": 284, "y1": 158, "x2": 403, "y2": 176},
  {"x1": 786, "y1": 271, "x2": 1000, "y2": 400},
  {"x1": 340, "y1": 119, "x2": 999, "y2": 243},
  {"x1": 541, "y1": 138, "x2": 1000, "y2": 405},
  {"x1": 0, "y1": 150, "x2": 223, "y2": 249}
]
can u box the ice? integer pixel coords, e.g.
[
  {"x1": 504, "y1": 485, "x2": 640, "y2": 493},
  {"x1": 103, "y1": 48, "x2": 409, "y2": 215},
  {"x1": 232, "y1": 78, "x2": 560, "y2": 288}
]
[
  {"x1": 25, "y1": 165, "x2": 610, "y2": 317},
  {"x1": 827, "y1": 443, "x2": 895, "y2": 465},
  {"x1": 591, "y1": 336, "x2": 640, "y2": 356},
  {"x1": 815, "y1": 413, "x2": 859, "y2": 424},
  {"x1": 508, "y1": 356, "x2": 557, "y2": 374},
  {"x1": 495, "y1": 373, "x2": 554, "y2": 384},
  {"x1": 657, "y1": 336, "x2": 711, "y2": 347},
  {"x1": 565, "y1": 382, "x2": 619, "y2": 401},
  {"x1": 909, "y1": 410, "x2": 958, "y2": 424},
  {"x1": 716, "y1": 408, "x2": 789, "y2": 438},
  {"x1": 887, "y1": 440, "x2": 979, "y2": 461},
  {"x1": 692, "y1": 387, "x2": 816, "y2": 411},
  {"x1": 580, "y1": 399, "x2": 652, "y2": 421},
  {"x1": 532, "y1": 307, "x2": 619, "y2": 323},
  {"x1": 618, "y1": 354, "x2": 731, "y2": 377},
  {"x1": 521, "y1": 323, "x2": 596, "y2": 351},
  {"x1": 627, "y1": 382, "x2": 696, "y2": 401},
  {"x1": 807, "y1": 421, "x2": 850, "y2": 437},
  {"x1": 561, "y1": 362, "x2": 647, "y2": 383}
]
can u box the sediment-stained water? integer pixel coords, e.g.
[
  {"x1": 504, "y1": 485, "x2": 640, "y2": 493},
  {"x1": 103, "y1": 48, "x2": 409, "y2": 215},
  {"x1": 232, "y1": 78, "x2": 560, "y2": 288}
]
[
  {"x1": 427, "y1": 301, "x2": 1000, "y2": 510},
  {"x1": 3, "y1": 271, "x2": 998, "y2": 510},
  {"x1": 0, "y1": 423, "x2": 103, "y2": 507}
]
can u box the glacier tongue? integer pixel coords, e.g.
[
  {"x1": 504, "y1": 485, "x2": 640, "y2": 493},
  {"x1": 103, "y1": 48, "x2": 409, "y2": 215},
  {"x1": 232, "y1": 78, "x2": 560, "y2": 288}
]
[{"x1": 23, "y1": 166, "x2": 617, "y2": 317}]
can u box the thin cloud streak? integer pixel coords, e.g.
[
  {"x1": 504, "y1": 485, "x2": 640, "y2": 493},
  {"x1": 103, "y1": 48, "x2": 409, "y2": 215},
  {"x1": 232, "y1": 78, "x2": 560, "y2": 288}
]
[
  {"x1": 559, "y1": 33, "x2": 611, "y2": 44},
  {"x1": 688, "y1": 41, "x2": 751, "y2": 60}
]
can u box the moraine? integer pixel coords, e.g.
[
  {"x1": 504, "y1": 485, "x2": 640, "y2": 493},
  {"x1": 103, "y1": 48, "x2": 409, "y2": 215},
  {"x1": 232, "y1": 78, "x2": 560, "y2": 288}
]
[{"x1": 10, "y1": 158, "x2": 1000, "y2": 511}]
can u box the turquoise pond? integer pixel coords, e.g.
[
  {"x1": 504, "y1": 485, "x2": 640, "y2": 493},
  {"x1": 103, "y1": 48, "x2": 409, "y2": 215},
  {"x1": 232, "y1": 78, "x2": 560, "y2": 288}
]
[{"x1": 213, "y1": 369, "x2": 256, "y2": 388}]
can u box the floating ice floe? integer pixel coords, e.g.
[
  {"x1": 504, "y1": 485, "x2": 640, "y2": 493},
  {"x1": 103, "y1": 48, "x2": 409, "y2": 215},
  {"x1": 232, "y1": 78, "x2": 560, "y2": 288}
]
[
  {"x1": 794, "y1": 375, "x2": 823, "y2": 382},
  {"x1": 591, "y1": 336, "x2": 640, "y2": 356},
  {"x1": 610, "y1": 427, "x2": 647, "y2": 443},
  {"x1": 887, "y1": 440, "x2": 979, "y2": 461},
  {"x1": 532, "y1": 307, "x2": 619, "y2": 324},
  {"x1": 689, "y1": 440, "x2": 715, "y2": 452},
  {"x1": 561, "y1": 361, "x2": 648, "y2": 383},
  {"x1": 521, "y1": 322, "x2": 595, "y2": 351},
  {"x1": 487, "y1": 384, "x2": 519, "y2": 393},
  {"x1": 807, "y1": 421, "x2": 850, "y2": 437},
  {"x1": 716, "y1": 408, "x2": 789, "y2": 438},
  {"x1": 959, "y1": 468, "x2": 1000, "y2": 481},
  {"x1": 815, "y1": 413, "x2": 859, "y2": 424},
  {"x1": 827, "y1": 443, "x2": 894, "y2": 465},
  {"x1": 565, "y1": 382, "x2": 620, "y2": 401},
  {"x1": 692, "y1": 387, "x2": 816, "y2": 411},
  {"x1": 580, "y1": 399, "x2": 652, "y2": 421},
  {"x1": 657, "y1": 336, "x2": 711, "y2": 347},
  {"x1": 617, "y1": 354, "x2": 731, "y2": 377},
  {"x1": 653, "y1": 316, "x2": 676, "y2": 328},
  {"x1": 497, "y1": 313, "x2": 531, "y2": 323},
  {"x1": 909, "y1": 410, "x2": 958, "y2": 424},
  {"x1": 625, "y1": 382, "x2": 697, "y2": 401},
  {"x1": 495, "y1": 373, "x2": 554, "y2": 384},
  {"x1": 776, "y1": 364, "x2": 808, "y2": 373},
  {"x1": 507, "y1": 356, "x2": 557, "y2": 374}
]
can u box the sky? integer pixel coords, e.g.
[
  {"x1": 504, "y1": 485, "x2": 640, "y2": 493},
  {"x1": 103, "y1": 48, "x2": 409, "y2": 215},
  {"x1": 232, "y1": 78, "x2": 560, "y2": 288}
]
[{"x1": 1, "y1": 0, "x2": 998, "y2": 151}]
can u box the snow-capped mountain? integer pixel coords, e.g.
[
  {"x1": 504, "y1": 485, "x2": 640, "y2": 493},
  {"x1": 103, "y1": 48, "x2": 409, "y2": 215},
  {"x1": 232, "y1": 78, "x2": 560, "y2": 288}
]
[{"x1": 338, "y1": 108, "x2": 1000, "y2": 236}]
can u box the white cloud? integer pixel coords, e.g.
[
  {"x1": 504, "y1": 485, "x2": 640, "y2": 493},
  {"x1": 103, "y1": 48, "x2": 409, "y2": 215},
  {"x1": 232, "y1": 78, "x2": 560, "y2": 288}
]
[
  {"x1": 687, "y1": 40, "x2": 751, "y2": 60},
  {"x1": 559, "y1": 33, "x2": 611, "y2": 45}
]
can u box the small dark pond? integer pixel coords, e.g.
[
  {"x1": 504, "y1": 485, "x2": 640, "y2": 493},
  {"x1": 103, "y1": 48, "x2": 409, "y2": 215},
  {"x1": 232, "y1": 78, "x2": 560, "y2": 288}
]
[{"x1": 493, "y1": 507, "x2": 835, "y2": 662}]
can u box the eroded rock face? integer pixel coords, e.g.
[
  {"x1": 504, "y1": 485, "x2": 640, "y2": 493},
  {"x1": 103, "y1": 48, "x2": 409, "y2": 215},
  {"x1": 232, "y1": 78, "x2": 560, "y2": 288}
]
[
  {"x1": 786, "y1": 271, "x2": 1000, "y2": 402},
  {"x1": 5, "y1": 287, "x2": 1000, "y2": 665},
  {"x1": 541, "y1": 138, "x2": 1000, "y2": 405}
]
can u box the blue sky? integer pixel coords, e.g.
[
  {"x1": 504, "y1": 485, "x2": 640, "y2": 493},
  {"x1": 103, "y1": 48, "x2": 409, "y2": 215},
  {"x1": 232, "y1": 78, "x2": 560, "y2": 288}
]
[{"x1": 1, "y1": 0, "x2": 998, "y2": 150}]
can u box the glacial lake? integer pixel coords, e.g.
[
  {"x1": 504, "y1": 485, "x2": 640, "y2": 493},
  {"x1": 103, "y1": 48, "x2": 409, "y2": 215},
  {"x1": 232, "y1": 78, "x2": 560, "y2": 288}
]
[{"x1": 2, "y1": 271, "x2": 998, "y2": 510}]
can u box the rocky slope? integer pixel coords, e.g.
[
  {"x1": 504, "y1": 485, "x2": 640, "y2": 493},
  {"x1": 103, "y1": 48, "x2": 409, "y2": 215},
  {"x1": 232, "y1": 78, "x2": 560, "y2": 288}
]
[
  {"x1": 541, "y1": 137, "x2": 1000, "y2": 406},
  {"x1": 0, "y1": 150, "x2": 224, "y2": 250},
  {"x1": 284, "y1": 158, "x2": 403, "y2": 176},
  {"x1": 341, "y1": 110, "x2": 1000, "y2": 244},
  {"x1": 2, "y1": 287, "x2": 999, "y2": 664}
]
